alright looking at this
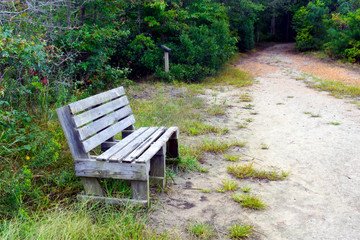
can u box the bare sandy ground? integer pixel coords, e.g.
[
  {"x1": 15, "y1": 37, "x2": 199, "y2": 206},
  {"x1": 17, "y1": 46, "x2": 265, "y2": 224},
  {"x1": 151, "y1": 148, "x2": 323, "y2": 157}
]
[{"x1": 150, "y1": 43, "x2": 360, "y2": 239}]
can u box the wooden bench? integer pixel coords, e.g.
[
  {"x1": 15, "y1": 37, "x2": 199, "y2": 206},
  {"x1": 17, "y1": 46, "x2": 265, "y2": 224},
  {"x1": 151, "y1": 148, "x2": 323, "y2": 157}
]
[{"x1": 56, "y1": 86, "x2": 179, "y2": 206}]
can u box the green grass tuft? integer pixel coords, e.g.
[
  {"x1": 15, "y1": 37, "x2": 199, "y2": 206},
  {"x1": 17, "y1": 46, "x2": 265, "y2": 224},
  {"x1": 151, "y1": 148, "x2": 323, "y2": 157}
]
[
  {"x1": 200, "y1": 139, "x2": 246, "y2": 154},
  {"x1": 228, "y1": 223, "x2": 254, "y2": 239},
  {"x1": 232, "y1": 193, "x2": 266, "y2": 210},
  {"x1": 227, "y1": 162, "x2": 289, "y2": 181},
  {"x1": 222, "y1": 178, "x2": 238, "y2": 191},
  {"x1": 187, "y1": 222, "x2": 215, "y2": 239},
  {"x1": 224, "y1": 154, "x2": 241, "y2": 162}
]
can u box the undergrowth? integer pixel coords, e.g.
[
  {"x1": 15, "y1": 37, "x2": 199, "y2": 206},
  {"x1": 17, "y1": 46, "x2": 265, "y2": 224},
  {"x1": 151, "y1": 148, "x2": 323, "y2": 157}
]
[{"x1": 0, "y1": 202, "x2": 165, "y2": 240}]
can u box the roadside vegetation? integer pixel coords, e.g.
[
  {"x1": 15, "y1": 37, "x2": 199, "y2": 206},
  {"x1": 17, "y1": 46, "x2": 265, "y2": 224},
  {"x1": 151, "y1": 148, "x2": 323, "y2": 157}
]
[{"x1": 1, "y1": 0, "x2": 360, "y2": 239}]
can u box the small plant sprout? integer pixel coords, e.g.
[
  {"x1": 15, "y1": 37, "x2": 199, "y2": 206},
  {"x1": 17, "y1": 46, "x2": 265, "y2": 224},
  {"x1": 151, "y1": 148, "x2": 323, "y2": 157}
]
[
  {"x1": 241, "y1": 187, "x2": 251, "y2": 193},
  {"x1": 310, "y1": 113, "x2": 321, "y2": 118},
  {"x1": 187, "y1": 222, "x2": 215, "y2": 239},
  {"x1": 224, "y1": 154, "x2": 241, "y2": 162},
  {"x1": 250, "y1": 111, "x2": 258, "y2": 115},
  {"x1": 228, "y1": 223, "x2": 254, "y2": 239},
  {"x1": 260, "y1": 143, "x2": 269, "y2": 150},
  {"x1": 237, "y1": 122, "x2": 248, "y2": 129},
  {"x1": 198, "y1": 167, "x2": 209, "y2": 173},
  {"x1": 232, "y1": 193, "x2": 266, "y2": 210},
  {"x1": 330, "y1": 122, "x2": 341, "y2": 125},
  {"x1": 239, "y1": 93, "x2": 253, "y2": 102},
  {"x1": 276, "y1": 102, "x2": 284, "y2": 105},
  {"x1": 216, "y1": 188, "x2": 226, "y2": 193},
  {"x1": 222, "y1": 178, "x2": 238, "y2": 191},
  {"x1": 243, "y1": 104, "x2": 255, "y2": 110},
  {"x1": 245, "y1": 118, "x2": 253, "y2": 123},
  {"x1": 201, "y1": 188, "x2": 212, "y2": 193},
  {"x1": 303, "y1": 111, "x2": 311, "y2": 114}
]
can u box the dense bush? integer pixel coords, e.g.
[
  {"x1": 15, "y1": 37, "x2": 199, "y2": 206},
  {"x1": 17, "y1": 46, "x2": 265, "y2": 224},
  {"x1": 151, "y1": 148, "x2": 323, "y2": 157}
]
[{"x1": 293, "y1": 0, "x2": 360, "y2": 63}]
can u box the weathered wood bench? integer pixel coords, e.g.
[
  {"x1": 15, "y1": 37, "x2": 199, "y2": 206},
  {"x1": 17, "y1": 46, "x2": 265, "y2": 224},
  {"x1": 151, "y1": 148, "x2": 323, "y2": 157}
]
[{"x1": 56, "y1": 86, "x2": 179, "y2": 206}]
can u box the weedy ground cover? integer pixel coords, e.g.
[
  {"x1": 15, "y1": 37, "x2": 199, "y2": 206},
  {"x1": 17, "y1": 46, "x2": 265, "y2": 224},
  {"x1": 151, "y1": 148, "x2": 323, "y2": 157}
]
[{"x1": 227, "y1": 162, "x2": 289, "y2": 181}]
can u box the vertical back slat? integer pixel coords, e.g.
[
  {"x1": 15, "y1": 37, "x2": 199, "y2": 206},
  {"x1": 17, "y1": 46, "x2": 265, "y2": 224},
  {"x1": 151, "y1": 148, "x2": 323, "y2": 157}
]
[{"x1": 56, "y1": 106, "x2": 90, "y2": 159}]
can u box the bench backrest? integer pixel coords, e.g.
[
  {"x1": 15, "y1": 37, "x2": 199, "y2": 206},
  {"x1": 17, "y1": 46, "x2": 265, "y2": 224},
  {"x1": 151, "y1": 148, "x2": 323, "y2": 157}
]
[{"x1": 56, "y1": 86, "x2": 135, "y2": 160}]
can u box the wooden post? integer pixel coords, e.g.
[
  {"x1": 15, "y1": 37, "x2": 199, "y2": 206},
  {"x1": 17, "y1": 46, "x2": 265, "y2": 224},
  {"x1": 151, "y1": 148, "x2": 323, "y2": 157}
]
[
  {"x1": 150, "y1": 145, "x2": 166, "y2": 189},
  {"x1": 161, "y1": 45, "x2": 171, "y2": 73},
  {"x1": 164, "y1": 51, "x2": 169, "y2": 72}
]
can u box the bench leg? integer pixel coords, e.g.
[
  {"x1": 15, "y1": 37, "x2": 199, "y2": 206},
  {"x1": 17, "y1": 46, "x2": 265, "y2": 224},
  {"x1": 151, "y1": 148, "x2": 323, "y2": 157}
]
[
  {"x1": 81, "y1": 177, "x2": 104, "y2": 196},
  {"x1": 150, "y1": 145, "x2": 166, "y2": 189},
  {"x1": 167, "y1": 130, "x2": 179, "y2": 159},
  {"x1": 131, "y1": 177, "x2": 149, "y2": 204}
]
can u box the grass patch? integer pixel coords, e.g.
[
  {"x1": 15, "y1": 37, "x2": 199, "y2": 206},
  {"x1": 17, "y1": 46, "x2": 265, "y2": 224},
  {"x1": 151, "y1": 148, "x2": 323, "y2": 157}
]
[
  {"x1": 329, "y1": 122, "x2": 341, "y2": 125},
  {"x1": 207, "y1": 68, "x2": 254, "y2": 88},
  {"x1": 0, "y1": 203, "x2": 165, "y2": 240},
  {"x1": 201, "y1": 188, "x2": 212, "y2": 193},
  {"x1": 287, "y1": 96, "x2": 294, "y2": 98},
  {"x1": 224, "y1": 154, "x2": 241, "y2": 162},
  {"x1": 200, "y1": 139, "x2": 246, "y2": 154},
  {"x1": 237, "y1": 122, "x2": 248, "y2": 129},
  {"x1": 222, "y1": 178, "x2": 238, "y2": 191},
  {"x1": 227, "y1": 162, "x2": 289, "y2": 181},
  {"x1": 243, "y1": 104, "x2": 255, "y2": 110},
  {"x1": 228, "y1": 223, "x2": 254, "y2": 239},
  {"x1": 310, "y1": 113, "x2": 321, "y2": 118},
  {"x1": 207, "y1": 104, "x2": 226, "y2": 116},
  {"x1": 241, "y1": 187, "x2": 251, "y2": 193},
  {"x1": 239, "y1": 93, "x2": 253, "y2": 102},
  {"x1": 260, "y1": 143, "x2": 269, "y2": 150},
  {"x1": 187, "y1": 222, "x2": 215, "y2": 239},
  {"x1": 198, "y1": 167, "x2": 209, "y2": 173},
  {"x1": 313, "y1": 78, "x2": 360, "y2": 98},
  {"x1": 245, "y1": 118, "x2": 253, "y2": 123},
  {"x1": 232, "y1": 193, "x2": 266, "y2": 210},
  {"x1": 183, "y1": 121, "x2": 228, "y2": 136}
]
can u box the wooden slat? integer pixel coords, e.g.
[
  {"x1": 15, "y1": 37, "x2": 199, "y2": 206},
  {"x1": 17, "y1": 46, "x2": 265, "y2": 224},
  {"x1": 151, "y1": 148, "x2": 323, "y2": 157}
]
[
  {"x1": 77, "y1": 105, "x2": 133, "y2": 141},
  {"x1": 96, "y1": 127, "x2": 148, "y2": 161},
  {"x1": 56, "y1": 106, "x2": 89, "y2": 159},
  {"x1": 136, "y1": 127, "x2": 179, "y2": 163},
  {"x1": 77, "y1": 195, "x2": 148, "y2": 206},
  {"x1": 69, "y1": 86, "x2": 125, "y2": 114},
  {"x1": 109, "y1": 127, "x2": 159, "y2": 161},
  {"x1": 75, "y1": 160, "x2": 148, "y2": 181},
  {"x1": 123, "y1": 127, "x2": 166, "y2": 162},
  {"x1": 73, "y1": 96, "x2": 129, "y2": 127},
  {"x1": 82, "y1": 115, "x2": 135, "y2": 153}
]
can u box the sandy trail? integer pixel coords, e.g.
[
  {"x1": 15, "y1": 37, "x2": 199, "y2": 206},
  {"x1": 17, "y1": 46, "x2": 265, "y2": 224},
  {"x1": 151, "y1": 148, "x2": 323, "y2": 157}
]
[{"x1": 150, "y1": 43, "x2": 360, "y2": 239}]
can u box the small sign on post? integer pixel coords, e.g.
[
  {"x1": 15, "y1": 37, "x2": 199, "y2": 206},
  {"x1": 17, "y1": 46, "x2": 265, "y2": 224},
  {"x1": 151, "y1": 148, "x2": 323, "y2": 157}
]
[{"x1": 161, "y1": 45, "x2": 171, "y2": 72}]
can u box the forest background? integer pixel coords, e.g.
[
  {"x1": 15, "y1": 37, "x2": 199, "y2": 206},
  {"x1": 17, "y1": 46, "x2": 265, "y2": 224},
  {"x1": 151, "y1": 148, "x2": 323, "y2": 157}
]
[{"x1": 0, "y1": 0, "x2": 359, "y2": 231}]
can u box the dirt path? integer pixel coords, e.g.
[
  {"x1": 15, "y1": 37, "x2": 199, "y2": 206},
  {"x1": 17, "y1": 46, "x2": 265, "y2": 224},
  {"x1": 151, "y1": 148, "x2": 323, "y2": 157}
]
[{"x1": 150, "y1": 43, "x2": 360, "y2": 239}]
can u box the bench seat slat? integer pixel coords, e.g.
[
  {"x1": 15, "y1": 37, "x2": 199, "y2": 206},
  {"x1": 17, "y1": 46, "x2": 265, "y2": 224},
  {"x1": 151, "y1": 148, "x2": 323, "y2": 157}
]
[
  {"x1": 75, "y1": 160, "x2": 148, "y2": 181},
  {"x1": 78, "y1": 105, "x2": 132, "y2": 141},
  {"x1": 96, "y1": 127, "x2": 148, "y2": 161},
  {"x1": 82, "y1": 115, "x2": 135, "y2": 153},
  {"x1": 73, "y1": 96, "x2": 129, "y2": 127},
  {"x1": 109, "y1": 127, "x2": 159, "y2": 162},
  {"x1": 123, "y1": 127, "x2": 166, "y2": 162},
  {"x1": 69, "y1": 86, "x2": 125, "y2": 114},
  {"x1": 136, "y1": 127, "x2": 179, "y2": 163}
]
